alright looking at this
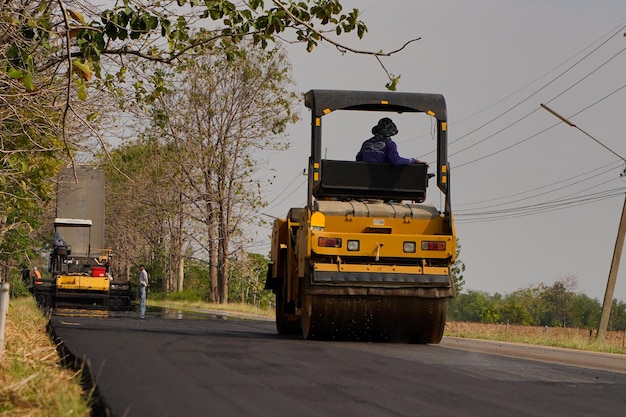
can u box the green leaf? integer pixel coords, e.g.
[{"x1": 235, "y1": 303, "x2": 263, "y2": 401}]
[
  {"x1": 385, "y1": 74, "x2": 400, "y2": 91},
  {"x1": 87, "y1": 112, "x2": 100, "y2": 122},
  {"x1": 22, "y1": 73, "x2": 35, "y2": 91},
  {"x1": 161, "y1": 17, "x2": 171, "y2": 37},
  {"x1": 72, "y1": 59, "x2": 92, "y2": 81},
  {"x1": 7, "y1": 67, "x2": 23, "y2": 79},
  {"x1": 105, "y1": 22, "x2": 118, "y2": 40},
  {"x1": 144, "y1": 14, "x2": 159, "y2": 30},
  {"x1": 117, "y1": 10, "x2": 130, "y2": 27},
  {"x1": 77, "y1": 81, "x2": 88, "y2": 100}
]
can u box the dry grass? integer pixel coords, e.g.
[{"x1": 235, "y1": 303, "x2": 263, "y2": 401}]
[
  {"x1": 153, "y1": 300, "x2": 626, "y2": 354},
  {"x1": 183, "y1": 300, "x2": 626, "y2": 355},
  {"x1": 445, "y1": 321, "x2": 626, "y2": 354},
  {"x1": 148, "y1": 299, "x2": 274, "y2": 318},
  {"x1": 0, "y1": 297, "x2": 90, "y2": 417},
  {"x1": 6, "y1": 297, "x2": 622, "y2": 416}
]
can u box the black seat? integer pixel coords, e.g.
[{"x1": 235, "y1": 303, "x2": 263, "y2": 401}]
[{"x1": 314, "y1": 160, "x2": 429, "y2": 202}]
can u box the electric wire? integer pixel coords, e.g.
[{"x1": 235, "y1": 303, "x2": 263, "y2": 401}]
[
  {"x1": 264, "y1": 170, "x2": 303, "y2": 202},
  {"x1": 454, "y1": 83, "x2": 626, "y2": 169},
  {"x1": 449, "y1": 23, "x2": 626, "y2": 149},
  {"x1": 456, "y1": 160, "x2": 624, "y2": 208},
  {"x1": 456, "y1": 187, "x2": 626, "y2": 224},
  {"x1": 411, "y1": 22, "x2": 626, "y2": 162},
  {"x1": 450, "y1": 47, "x2": 625, "y2": 161},
  {"x1": 263, "y1": 175, "x2": 307, "y2": 214},
  {"x1": 543, "y1": 47, "x2": 626, "y2": 106},
  {"x1": 455, "y1": 162, "x2": 623, "y2": 213}
]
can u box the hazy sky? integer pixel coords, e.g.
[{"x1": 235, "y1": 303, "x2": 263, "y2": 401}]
[{"x1": 253, "y1": 0, "x2": 626, "y2": 301}]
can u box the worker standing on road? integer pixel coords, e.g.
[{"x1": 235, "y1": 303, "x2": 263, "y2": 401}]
[{"x1": 139, "y1": 265, "x2": 149, "y2": 318}]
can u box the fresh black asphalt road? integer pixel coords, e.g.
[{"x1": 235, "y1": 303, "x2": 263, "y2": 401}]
[{"x1": 50, "y1": 309, "x2": 626, "y2": 417}]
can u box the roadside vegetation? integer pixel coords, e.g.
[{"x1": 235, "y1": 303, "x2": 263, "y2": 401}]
[
  {"x1": 147, "y1": 298, "x2": 273, "y2": 319},
  {"x1": 448, "y1": 275, "x2": 626, "y2": 332},
  {"x1": 1, "y1": 288, "x2": 625, "y2": 416},
  {"x1": 445, "y1": 321, "x2": 626, "y2": 354},
  {"x1": 0, "y1": 297, "x2": 90, "y2": 417}
]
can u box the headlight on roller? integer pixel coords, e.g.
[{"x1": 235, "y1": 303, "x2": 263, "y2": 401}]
[
  {"x1": 347, "y1": 240, "x2": 360, "y2": 251},
  {"x1": 403, "y1": 241, "x2": 416, "y2": 253}
]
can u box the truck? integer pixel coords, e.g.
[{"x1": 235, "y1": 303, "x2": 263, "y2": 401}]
[
  {"x1": 265, "y1": 90, "x2": 456, "y2": 343},
  {"x1": 34, "y1": 167, "x2": 132, "y2": 310}
]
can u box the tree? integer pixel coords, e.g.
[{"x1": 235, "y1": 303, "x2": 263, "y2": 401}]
[
  {"x1": 145, "y1": 41, "x2": 298, "y2": 303},
  {"x1": 1, "y1": 0, "x2": 416, "y2": 280},
  {"x1": 540, "y1": 277, "x2": 576, "y2": 327},
  {"x1": 0, "y1": 67, "x2": 66, "y2": 278},
  {"x1": 101, "y1": 138, "x2": 188, "y2": 293},
  {"x1": 448, "y1": 290, "x2": 499, "y2": 323},
  {"x1": 228, "y1": 253, "x2": 274, "y2": 308},
  {"x1": 569, "y1": 293, "x2": 601, "y2": 329},
  {"x1": 3, "y1": 1, "x2": 413, "y2": 104},
  {"x1": 499, "y1": 294, "x2": 533, "y2": 325}
]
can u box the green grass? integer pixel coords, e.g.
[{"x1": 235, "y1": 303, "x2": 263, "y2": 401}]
[{"x1": 0, "y1": 297, "x2": 91, "y2": 417}]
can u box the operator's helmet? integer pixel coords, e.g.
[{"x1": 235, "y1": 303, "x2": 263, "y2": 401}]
[{"x1": 372, "y1": 117, "x2": 398, "y2": 137}]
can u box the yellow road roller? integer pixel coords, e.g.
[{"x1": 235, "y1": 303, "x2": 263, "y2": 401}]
[{"x1": 265, "y1": 90, "x2": 456, "y2": 343}]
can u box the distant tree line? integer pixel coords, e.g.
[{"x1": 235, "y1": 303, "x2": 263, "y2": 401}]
[
  {"x1": 448, "y1": 276, "x2": 626, "y2": 331},
  {"x1": 147, "y1": 253, "x2": 274, "y2": 310}
]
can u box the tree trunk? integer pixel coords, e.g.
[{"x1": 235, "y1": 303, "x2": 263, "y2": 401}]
[
  {"x1": 177, "y1": 256, "x2": 184, "y2": 292},
  {"x1": 207, "y1": 203, "x2": 219, "y2": 303},
  {"x1": 217, "y1": 207, "x2": 229, "y2": 304}
]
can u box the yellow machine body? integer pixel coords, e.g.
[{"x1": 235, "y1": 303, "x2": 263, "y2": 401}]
[
  {"x1": 266, "y1": 90, "x2": 456, "y2": 343},
  {"x1": 56, "y1": 275, "x2": 111, "y2": 292}
]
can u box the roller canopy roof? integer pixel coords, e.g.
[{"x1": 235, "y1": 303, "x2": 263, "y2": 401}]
[{"x1": 304, "y1": 89, "x2": 447, "y2": 121}]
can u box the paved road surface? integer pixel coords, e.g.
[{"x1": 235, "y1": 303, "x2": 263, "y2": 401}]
[{"x1": 50, "y1": 311, "x2": 626, "y2": 417}]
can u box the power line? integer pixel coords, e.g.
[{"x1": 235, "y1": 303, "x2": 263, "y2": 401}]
[
  {"x1": 404, "y1": 22, "x2": 626, "y2": 158},
  {"x1": 456, "y1": 186, "x2": 626, "y2": 224},
  {"x1": 456, "y1": 160, "x2": 623, "y2": 208},
  {"x1": 264, "y1": 170, "x2": 303, "y2": 201},
  {"x1": 449, "y1": 23, "x2": 626, "y2": 150},
  {"x1": 455, "y1": 162, "x2": 623, "y2": 212},
  {"x1": 453, "y1": 83, "x2": 626, "y2": 169},
  {"x1": 543, "y1": 47, "x2": 626, "y2": 106},
  {"x1": 263, "y1": 175, "x2": 307, "y2": 214},
  {"x1": 450, "y1": 46, "x2": 625, "y2": 160}
]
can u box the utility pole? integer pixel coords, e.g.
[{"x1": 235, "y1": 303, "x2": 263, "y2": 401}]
[
  {"x1": 598, "y1": 195, "x2": 626, "y2": 340},
  {"x1": 541, "y1": 103, "x2": 626, "y2": 341}
]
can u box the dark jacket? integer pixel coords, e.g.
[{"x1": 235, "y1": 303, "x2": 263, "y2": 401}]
[{"x1": 356, "y1": 135, "x2": 415, "y2": 166}]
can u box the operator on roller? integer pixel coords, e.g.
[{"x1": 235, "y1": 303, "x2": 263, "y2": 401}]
[{"x1": 356, "y1": 117, "x2": 429, "y2": 167}]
